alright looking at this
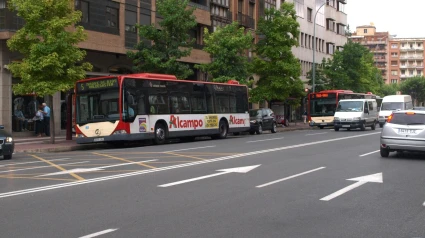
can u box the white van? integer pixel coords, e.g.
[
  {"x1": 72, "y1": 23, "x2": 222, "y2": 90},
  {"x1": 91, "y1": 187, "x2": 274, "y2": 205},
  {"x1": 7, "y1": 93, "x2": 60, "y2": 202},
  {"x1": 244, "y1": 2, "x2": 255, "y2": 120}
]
[
  {"x1": 334, "y1": 99, "x2": 378, "y2": 131},
  {"x1": 378, "y1": 95, "x2": 413, "y2": 127}
]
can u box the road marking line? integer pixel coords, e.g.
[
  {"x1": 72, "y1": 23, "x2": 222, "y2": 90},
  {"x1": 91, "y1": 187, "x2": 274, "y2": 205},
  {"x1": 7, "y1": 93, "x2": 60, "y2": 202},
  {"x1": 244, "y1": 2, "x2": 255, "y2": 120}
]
[
  {"x1": 165, "y1": 152, "x2": 205, "y2": 161},
  {"x1": 0, "y1": 161, "x2": 89, "y2": 174},
  {"x1": 30, "y1": 155, "x2": 85, "y2": 181},
  {"x1": 79, "y1": 228, "x2": 118, "y2": 238},
  {"x1": 246, "y1": 137, "x2": 284, "y2": 143},
  {"x1": 0, "y1": 158, "x2": 72, "y2": 167},
  {"x1": 359, "y1": 150, "x2": 380, "y2": 157},
  {"x1": 305, "y1": 132, "x2": 328, "y2": 136},
  {"x1": 256, "y1": 167, "x2": 326, "y2": 188},
  {"x1": 0, "y1": 175, "x2": 77, "y2": 182},
  {"x1": 92, "y1": 152, "x2": 156, "y2": 169},
  {"x1": 164, "y1": 145, "x2": 216, "y2": 152},
  {"x1": 0, "y1": 132, "x2": 380, "y2": 199}
]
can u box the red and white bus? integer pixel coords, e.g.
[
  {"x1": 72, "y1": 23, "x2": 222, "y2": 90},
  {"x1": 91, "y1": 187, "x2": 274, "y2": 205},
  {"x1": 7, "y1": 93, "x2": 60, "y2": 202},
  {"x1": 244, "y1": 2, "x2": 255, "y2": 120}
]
[
  {"x1": 307, "y1": 90, "x2": 377, "y2": 129},
  {"x1": 74, "y1": 73, "x2": 250, "y2": 144}
]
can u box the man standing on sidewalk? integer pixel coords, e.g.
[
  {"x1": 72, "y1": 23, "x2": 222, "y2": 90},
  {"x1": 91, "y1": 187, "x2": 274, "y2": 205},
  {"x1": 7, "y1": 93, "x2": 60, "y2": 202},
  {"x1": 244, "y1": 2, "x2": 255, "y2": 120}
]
[{"x1": 42, "y1": 103, "x2": 51, "y2": 136}]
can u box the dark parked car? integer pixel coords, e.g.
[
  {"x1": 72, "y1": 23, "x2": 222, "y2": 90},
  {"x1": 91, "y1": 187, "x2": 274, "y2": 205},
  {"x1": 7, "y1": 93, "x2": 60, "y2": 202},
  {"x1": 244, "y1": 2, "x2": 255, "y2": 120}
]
[
  {"x1": 0, "y1": 125, "x2": 14, "y2": 160},
  {"x1": 248, "y1": 108, "x2": 277, "y2": 135}
]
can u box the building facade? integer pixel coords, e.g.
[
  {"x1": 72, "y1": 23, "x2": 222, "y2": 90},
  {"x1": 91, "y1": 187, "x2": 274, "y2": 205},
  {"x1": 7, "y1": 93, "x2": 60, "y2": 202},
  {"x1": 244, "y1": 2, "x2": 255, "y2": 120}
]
[
  {"x1": 350, "y1": 25, "x2": 391, "y2": 84},
  {"x1": 0, "y1": 0, "x2": 347, "y2": 134}
]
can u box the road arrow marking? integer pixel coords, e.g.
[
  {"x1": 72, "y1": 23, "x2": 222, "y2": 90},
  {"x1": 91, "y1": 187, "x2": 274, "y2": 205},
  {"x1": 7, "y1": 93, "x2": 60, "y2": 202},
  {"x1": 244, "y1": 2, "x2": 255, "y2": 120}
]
[
  {"x1": 38, "y1": 160, "x2": 157, "y2": 177},
  {"x1": 320, "y1": 173, "x2": 383, "y2": 201},
  {"x1": 158, "y1": 165, "x2": 261, "y2": 187}
]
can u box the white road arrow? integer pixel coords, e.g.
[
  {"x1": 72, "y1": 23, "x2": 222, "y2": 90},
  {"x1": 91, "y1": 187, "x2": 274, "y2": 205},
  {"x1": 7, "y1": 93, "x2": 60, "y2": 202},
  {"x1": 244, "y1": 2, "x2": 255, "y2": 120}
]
[
  {"x1": 320, "y1": 173, "x2": 383, "y2": 201},
  {"x1": 38, "y1": 160, "x2": 157, "y2": 177},
  {"x1": 158, "y1": 165, "x2": 261, "y2": 188}
]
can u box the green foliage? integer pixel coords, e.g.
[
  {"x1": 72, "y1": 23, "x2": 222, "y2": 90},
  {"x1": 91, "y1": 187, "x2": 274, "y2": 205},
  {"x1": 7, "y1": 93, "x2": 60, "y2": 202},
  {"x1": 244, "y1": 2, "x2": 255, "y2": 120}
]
[
  {"x1": 127, "y1": 0, "x2": 197, "y2": 79},
  {"x1": 250, "y1": 3, "x2": 303, "y2": 105},
  {"x1": 306, "y1": 60, "x2": 331, "y2": 92},
  {"x1": 399, "y1": 76, "x2": 425, "y2": 104},
  {"x1": 308, "y1": 41, "x2": 383, "y2": 94},
  {"x1": 379, "y1": 83, "x2": 399, "y2": 96},
  {"x1": 195, "y1": 22, "x2": 253, "y2": 84},
  {"x1": 7, "y1": 0, "x2": 92, "y2": 96}
]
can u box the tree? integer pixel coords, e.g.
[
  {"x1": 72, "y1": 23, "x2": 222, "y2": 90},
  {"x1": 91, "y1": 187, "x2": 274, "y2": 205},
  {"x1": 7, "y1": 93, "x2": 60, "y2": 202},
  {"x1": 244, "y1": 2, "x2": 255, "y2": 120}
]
[
  {"x1": 345, "y1": 24, "x2": 352, "y2": 37},
  {"x1": 7, "y1": 0, "x2": 92, "y2": 143},
  {"x1": 379, "y1": 83, "x2": 399, "y2": 96},
  {"x1": 399, "y1": 76, "x2": 425, "y2": 105},
  {"x1": 128, "y1": 0, "x2": 197, "y2": 79},
  {"x1": 309, "y1": 41, "x2": 383, "y2": 94},
  {"x1": 306, "y1": 59, "x2": 331, "y2": 92},
  {"x1": 250, "y1": 3, "x2": 303, "y2": 105},
  {"x1": 195, "y1": 22, "x2": 253, "y2": 84}
]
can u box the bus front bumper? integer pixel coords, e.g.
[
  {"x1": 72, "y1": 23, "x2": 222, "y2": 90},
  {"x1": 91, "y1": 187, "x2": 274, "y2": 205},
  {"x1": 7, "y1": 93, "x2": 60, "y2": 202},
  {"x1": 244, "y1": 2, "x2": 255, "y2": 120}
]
[{"x1": 76, "y1": 133, "x2": 155, "y2": 144}]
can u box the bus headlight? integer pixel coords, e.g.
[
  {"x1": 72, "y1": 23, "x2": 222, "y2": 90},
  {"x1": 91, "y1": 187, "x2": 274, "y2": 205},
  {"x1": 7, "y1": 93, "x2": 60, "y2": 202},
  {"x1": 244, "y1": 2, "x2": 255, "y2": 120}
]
[
  {"x1": 113, "y1": 130, "x2": 127, "y2": 135},
  {"x1": 76, "y1": 134, "x2": 85, "y2": 138}
]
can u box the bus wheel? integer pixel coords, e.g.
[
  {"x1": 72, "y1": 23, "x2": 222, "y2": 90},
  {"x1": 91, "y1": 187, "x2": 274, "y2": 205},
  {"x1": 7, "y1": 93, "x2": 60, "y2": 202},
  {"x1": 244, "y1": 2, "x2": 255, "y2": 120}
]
[
  {"x1": 319, "y1": 126, "x2": 324, "y2": 129},
  {"x1": 213, "y1": 120, "x2": 228, "y2": 139},
  {"x1": 154, "y1": 123, "x2": 167, "y2": 145}
]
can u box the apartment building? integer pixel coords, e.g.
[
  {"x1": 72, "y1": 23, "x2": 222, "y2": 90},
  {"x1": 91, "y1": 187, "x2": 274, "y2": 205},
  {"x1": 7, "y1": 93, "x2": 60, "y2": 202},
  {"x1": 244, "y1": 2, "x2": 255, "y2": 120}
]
[
  {"x1": 284, "y1": 0, "x2": 348, "y2": 84},
  {"x1": 350, "y1": 25, "x2": 391, "y2": 84},
  {"x1": 388, "y1": 38, "x2": 425, "y2": 84}
]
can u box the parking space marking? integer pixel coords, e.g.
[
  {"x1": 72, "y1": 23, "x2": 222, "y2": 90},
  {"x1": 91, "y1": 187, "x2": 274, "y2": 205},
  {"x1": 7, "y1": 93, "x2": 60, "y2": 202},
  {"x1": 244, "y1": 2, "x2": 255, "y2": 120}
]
[
  {"x1": 359, "y1": 150, "x2": 380, "y2": 157},
  {"x1": 0, "y1": 175, "x2": 77, "y2": 181},
  {"x1": 256, "y1": 167, "x2": 326, "y2": 188},
  {"x1": 165, "y1": 152, "x2": 205, "y2": 161},
  {"x1": 0, "y1": 161, "x2": 89, "y2": 174},
  {"x1": 92, "y1": 152, "x2": 156, "y2": 169},
  {"x1": 30, "y1": 155, "x2": 85, "y2": 181},
  {"x1": 246, "y1": 137, "x2": 284, "y2": 143},
  {"x1": 164, "y1": 145, "x2": 216, "y2": 152},
  {"x1": 0, "y1": 158, "x2": 72, "y2": 167}
]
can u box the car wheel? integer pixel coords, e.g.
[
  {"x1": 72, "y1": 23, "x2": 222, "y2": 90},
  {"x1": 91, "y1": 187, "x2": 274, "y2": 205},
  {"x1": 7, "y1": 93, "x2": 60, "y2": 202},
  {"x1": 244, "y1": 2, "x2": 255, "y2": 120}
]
[
  {"x1": 360, "y1": 122, "x2": 366, "y2": 131},
  {"x1": 334, "y1": 127, "x2": 340, "y2": 131},
  {"x1": 249, "y1": 131, "x2": 255, "y2": 135},
  {"x1": 371, "y1": 122, "x2": 376, "y2": 130},
  {"x1": 379, "y1": 123, "x2": 384, "y2": 128},
  {"x1": 154, "y1": 123, "x2": 167, "y2": 145},
  {"x1": 380, "y1": 147, "x2": 390, "y2": 158},
  {"x1": 3, "y1": 154, "x2": 12, "y2": 160},
  {"x1": 319, "y1": 126, "x2": 324, "y2": 129},
  {"x1": 271, "y1": 123, "x2": 277, "y2": 133},
  {"x1": 256, "y1": 124, "x2": 263, "y2": 135}
]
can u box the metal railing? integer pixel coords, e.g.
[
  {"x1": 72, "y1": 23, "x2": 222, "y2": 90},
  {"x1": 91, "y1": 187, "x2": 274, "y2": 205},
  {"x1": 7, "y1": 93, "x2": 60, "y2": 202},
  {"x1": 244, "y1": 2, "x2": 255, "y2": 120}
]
[{"x1": 237, "y1": 13, "x2": 255, "y2": 29}]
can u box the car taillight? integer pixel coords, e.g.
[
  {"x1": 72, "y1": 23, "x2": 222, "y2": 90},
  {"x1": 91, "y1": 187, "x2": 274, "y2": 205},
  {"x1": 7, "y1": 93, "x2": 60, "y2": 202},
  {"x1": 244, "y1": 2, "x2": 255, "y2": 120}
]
[{"x1": 387, "y1": 113, "x2": 394, "y2": 123}]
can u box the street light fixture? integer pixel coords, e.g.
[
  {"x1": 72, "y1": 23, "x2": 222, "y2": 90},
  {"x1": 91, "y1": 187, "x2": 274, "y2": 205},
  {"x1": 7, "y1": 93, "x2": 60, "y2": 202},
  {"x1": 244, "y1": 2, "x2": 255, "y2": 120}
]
[{"x1": 312, "y1": 0, "x2": 330, "y2": 93}]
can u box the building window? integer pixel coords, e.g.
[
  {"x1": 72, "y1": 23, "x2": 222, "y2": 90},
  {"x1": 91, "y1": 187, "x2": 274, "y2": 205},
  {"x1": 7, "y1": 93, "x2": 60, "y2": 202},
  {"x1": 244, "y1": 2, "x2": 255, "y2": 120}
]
[
  {"x1": 307, "y1": 8, "x2": 312, "y2": 22},
  {"x1": 401, "y1": 70, "x2": 405, "y2": 75},
  {"x1": 391, "y1": 61, "x2": 397, "y2": 66},
  {"x1": 75, "y1": 0, "x2": 89, "y2": 23},
  {"x1": 300, "y1": 33, "x2": 304, "y2": 47},
  {"x1": 337, "y1": 1, "x2": 345, "y2": 13},
  {"x1": 391, "y1": 79, "x2": 397, "y2": 84},
  {"x1": 391, "y1": 52, "x2": 398, "y2": 57},
  {"x1": 391, "y1": 43, "x2": 398, "y2": 49},
  {"x1": 326, "y1": 0, "x2": 335, "y2": 7},
  {"x1": 294, "y1": 0, "x2": 304, "y2": 18},
  {"x1": 391, "y1": 70, "x2": 398, "y2": 76},
  {"x1": 0, "y1": 0, "x2": 5, "y2": 29},
  {"x1": 364, "y1": 29, "x2": 367, "y2": 34},
  {"x1": 418, "y1": 70, "x2": 422, "y2": 76},
  {"x1": 106, "y1": 7, "x2": 119, "y2": 28},
  {"x1": 238, "y1": 0, "x2": 243, "y2": 13},
  {"x1": 326, "y1": 43, "x2": 334, "y2": 55},
  {"x1": 409, "y1": 70, "x2": 414, "y2": 75},
  {"x1": 326, "y1": 19, "x2": 334, "y2": 31},
  {"x1": 249, "y1": 2, "x2": 255, "y2": 17},
  {"x1": 337, "y1": 24, "x2": 345, "y2": 35},
  {"x1": 265, "y1": 0, "x2": 276, "y2": 9},
  {"x1": 125, "y1": 10, "x2": 137, "y2": 33}
]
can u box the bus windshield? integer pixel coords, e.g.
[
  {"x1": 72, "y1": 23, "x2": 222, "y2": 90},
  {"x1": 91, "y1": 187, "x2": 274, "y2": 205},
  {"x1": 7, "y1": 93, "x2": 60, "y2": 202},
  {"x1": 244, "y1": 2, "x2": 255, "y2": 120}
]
[
  {"x1": 76, "y1": 89, "x2": 120, "y2": 124},
  {"x1": 337, "y1": 101, "x2": 363, "y2": 112},
  {"x1": 310, "y1": 98, "x2": 336, "y2": 117}
]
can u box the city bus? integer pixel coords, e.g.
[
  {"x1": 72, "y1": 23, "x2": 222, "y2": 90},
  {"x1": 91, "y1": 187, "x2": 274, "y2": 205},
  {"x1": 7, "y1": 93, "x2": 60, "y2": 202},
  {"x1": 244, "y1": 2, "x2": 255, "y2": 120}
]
[
  {"x1": 74, "y1": 73, "x2": 250, "y2": 144},
  {"x1": 307, "y1": 90, "x2": 377, "y2": 129}
]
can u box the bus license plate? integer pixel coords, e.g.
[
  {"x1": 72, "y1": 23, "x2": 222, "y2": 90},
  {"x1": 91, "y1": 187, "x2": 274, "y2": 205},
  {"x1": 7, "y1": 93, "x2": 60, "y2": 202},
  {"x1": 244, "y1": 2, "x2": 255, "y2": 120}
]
[
  {"x1": 94, "y1": 138, "x2": 105, "y2": 142},
  {"x1": 320, "y1": 123, "x2": 327, "y2": 126}
]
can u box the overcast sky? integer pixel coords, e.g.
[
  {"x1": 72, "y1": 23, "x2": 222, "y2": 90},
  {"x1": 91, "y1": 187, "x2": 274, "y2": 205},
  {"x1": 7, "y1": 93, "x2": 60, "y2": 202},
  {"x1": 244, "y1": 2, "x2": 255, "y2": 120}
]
[{"x1": 346, "y1": 0, "x2": 425, "y2": 38}]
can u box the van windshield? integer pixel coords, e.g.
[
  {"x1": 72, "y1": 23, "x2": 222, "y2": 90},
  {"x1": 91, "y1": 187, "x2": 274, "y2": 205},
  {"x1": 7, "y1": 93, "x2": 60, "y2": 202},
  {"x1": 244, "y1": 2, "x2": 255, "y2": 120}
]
[
  {"x1": 337, "y1": 101, "x2": 363, "y2": 112},
  {"x1": 381, "y1": 102, "x2": 403, "y2": 111}
]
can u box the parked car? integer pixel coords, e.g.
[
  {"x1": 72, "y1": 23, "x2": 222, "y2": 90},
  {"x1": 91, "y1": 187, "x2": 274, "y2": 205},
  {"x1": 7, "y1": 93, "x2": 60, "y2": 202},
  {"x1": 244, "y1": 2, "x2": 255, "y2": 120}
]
[
  {"x1": 0, "y1": 125, "x2": 14, "y2": 160},
  {"x1": 248, "y1": 108, "x2": 277, "y2": 135},
  {"x1": 380, "y1": 110, "x2": 425, "y2": 157}
]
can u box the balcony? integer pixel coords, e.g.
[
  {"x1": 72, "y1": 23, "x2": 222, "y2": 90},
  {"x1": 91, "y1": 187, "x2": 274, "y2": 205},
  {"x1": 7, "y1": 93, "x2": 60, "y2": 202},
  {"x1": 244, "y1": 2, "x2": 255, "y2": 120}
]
[
  {"x1": 400, "y1": 47, "x2": 424, "y2": 52},
  {"x1": 400, "y1": 74, "x2": 415, "y2": 79},
  {"x1": 374, "y1": 57, "x2": 386, "y2": 62},
  {"x1": 189, "y1": 0, "x2": 210, "y2": 11},
  {"x1": 237, "y1": 13, "x2": 255, "y2": 29},
  {"x1": 211, "y1": 10, "x2": 232, "y2": 24},
  {"x1": 372, "y1": 48, "x2": 387, "y2": 53},
  {"x1": 365, "y1": 41, "x2": 386, "y2": 45}
]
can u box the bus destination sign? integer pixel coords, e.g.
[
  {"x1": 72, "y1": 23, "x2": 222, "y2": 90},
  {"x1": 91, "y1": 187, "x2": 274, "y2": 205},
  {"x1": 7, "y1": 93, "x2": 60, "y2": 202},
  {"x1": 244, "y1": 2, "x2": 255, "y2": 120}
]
[{"x1": 77, "y1": 78, "x2": 119, "y2": 92}]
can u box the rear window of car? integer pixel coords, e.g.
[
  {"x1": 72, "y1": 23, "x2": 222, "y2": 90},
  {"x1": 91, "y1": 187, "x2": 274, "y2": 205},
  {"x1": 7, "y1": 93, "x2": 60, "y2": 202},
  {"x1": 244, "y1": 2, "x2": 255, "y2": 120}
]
[{"x1": 390, "y1": 113, "x2": 425, "y2": 125}]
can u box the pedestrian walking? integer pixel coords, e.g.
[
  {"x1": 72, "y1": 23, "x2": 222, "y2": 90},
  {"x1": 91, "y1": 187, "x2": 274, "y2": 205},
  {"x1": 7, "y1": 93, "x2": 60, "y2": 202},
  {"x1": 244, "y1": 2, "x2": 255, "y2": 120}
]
[
  {"x1": 34, "y1": 105, "x2": 44, "y2": 137},
  {"x1": 302, "y1": 110, "x2": 307, "y2": 124},
  {"x1": 42, "y1": 103, "x2": 51, "y2": 136}
]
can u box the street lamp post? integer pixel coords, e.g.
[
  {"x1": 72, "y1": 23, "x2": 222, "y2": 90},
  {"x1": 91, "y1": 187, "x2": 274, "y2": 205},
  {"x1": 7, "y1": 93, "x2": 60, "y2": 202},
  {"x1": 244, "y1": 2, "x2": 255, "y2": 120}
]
[{"x1": 312, "y1": 0, "x2": 329, "y2": 93}]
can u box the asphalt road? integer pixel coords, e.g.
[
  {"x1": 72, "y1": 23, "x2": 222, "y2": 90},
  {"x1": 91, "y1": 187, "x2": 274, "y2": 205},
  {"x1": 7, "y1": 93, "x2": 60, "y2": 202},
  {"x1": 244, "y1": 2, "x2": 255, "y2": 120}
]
[{"x1": 1, "y1": 128, "x2": 425, "y2": 238}]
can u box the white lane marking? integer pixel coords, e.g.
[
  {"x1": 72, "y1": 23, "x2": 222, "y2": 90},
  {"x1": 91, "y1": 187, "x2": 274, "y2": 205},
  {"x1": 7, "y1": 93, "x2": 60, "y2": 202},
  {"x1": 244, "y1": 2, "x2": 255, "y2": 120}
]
[
  {"x1": 305, "y1": 132, "x2": 328, "y2": 136},
  {"x1": 246, "y1": 137, "x2": 284, "y2": 143},
  {"x1": 164, "y1": 145, "x2": 216, "y2": 152},
  {"x1": 0, "y1": 132, "x2": 380, "y2": 199},
  {"x1": 320, "y1": 173, "x2": 383, "y2": 201},
  {"x1": 0, "y1": 161, "x2": 89, "y2": 174},
  {"x1": 0, "y1": 158, "x2": 72, "y2": 167},
  {"x1": 256, "y1": 167, "x2": 326, "y2": 188},
  {"x1": 38, "y1": 160, "x2": 157, "y2": 177},
  {"x1": 359, "y1": 150, "x2": 380, "y2": 157},
  {"x1": 79, "y1": 229, "x2": 118, "y2": 238},
  {"x1": 159, "y1": 165, "x2": 260, "y2": 187}
]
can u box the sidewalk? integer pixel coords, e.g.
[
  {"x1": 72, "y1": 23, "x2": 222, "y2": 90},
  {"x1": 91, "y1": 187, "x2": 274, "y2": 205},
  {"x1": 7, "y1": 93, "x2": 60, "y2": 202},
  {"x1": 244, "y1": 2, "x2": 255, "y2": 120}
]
[{"x1": 13, "y1": 122, "x2": 315, "y2": 153}]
